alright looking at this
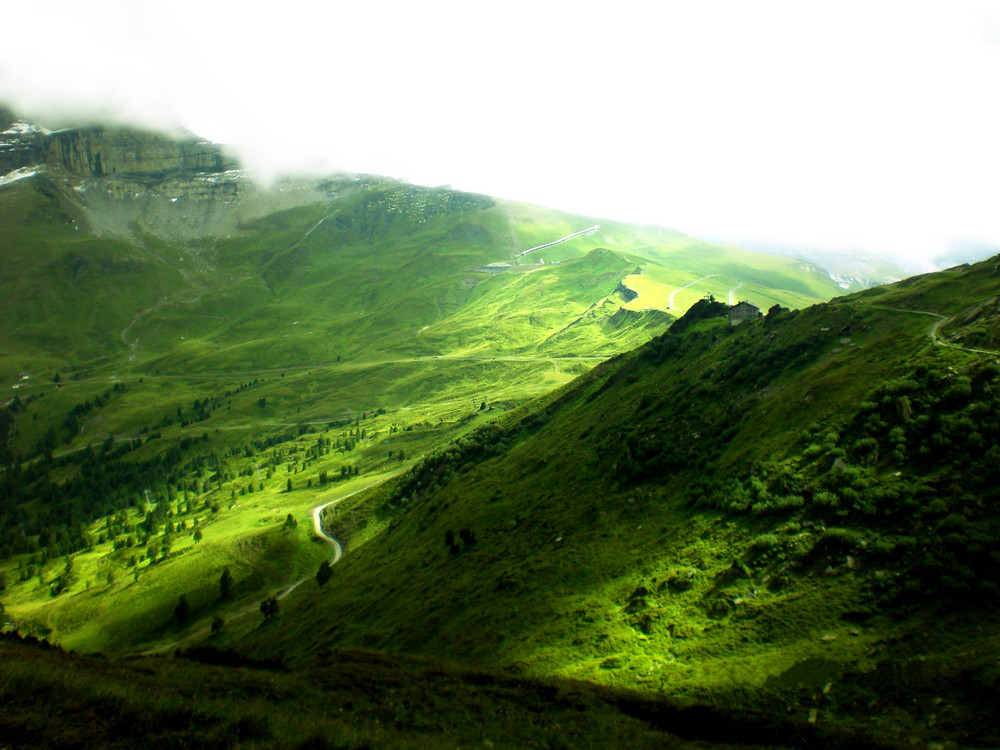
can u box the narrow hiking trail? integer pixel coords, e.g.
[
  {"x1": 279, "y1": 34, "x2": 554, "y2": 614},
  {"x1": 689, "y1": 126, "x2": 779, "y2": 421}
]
[
  {"x1": 136, "y1": 474, "x2": 397, "y2": 656},
  {"x1": 120, "y1": 295, "x2": 176, "y2": 361},
  {"x1": 518, "y1": 225, "x2": 599, "y2": 257},
  {"x1": 728, "y1": 281, "x2": 744, "y2": 306},
  {"x1": 870, "y1": 305, "x2": 1000, "y2": 357},
  {"x1": 302, "y1": 214, "x2": 331, "y2": 239},
  {"x1": 668, "y1": 274, "x2": 718, "y2": 310},
  {"x1": 929, "y1": 315, "x2": 1000, "y2": 356}
]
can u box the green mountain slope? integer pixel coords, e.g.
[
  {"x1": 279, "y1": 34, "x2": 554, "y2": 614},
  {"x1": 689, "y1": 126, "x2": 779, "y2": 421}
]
[
  {"x1": 0, "y1": 116, "x2": 854, "y2": 477},
  {"x1": 0, "y1": 116, "x2": 862, "y2": 660},
  {"x1": 0, "y1": 115, "x2": 950, "y2": 747},
  {"x1": 1, "y1": 169, "x2": 846, "y2": 456},
  {"x1": 216, "y1": 255, "x2": 1000, "y2": 747},
  {"x1": 0, "y1": 176, "x2": 187, "y2": 370},
  {"x1": 0, "y1": 173, "x2": 850, "y2": 376}
]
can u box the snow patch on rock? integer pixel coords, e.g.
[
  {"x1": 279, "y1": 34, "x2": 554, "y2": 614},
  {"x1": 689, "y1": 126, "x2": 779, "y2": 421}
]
[{"x1": 0, "y1": 166, "x2": 39, "y2": 189}]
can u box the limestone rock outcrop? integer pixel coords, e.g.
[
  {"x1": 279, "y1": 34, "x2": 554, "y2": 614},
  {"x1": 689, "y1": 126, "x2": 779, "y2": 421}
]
[
  {"x1": 0, "y1": 111, "x2": 47, "y2": 176},
  {"x1": 45, "y1": 126, "x2": 235, "y2": 179},
  {"x1": 1, "y1": 108, "x2": 236, "y2": 180},
  {"x1": 0, "y1": 108, "x2": 345, "y2": 242}
]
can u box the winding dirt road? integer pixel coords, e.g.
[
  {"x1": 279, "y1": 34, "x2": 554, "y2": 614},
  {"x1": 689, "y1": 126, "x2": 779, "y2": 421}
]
[
  {"x1": 136, "y1": 475, "x2": 396, "y2": 655},
  {"x1": 273, "y1": 482, "x2": 379, "y2": 599},
  {"x1": 727, "y1": 281, "x2": 744, "y2": 306},
  {"x1": 519, "y1": 225, "x2": 600, "y2": 257},
  {"x1": 869, "y1": 304, "x2": 1000, "y2": 356},
  {"x1": 668, "y1": 274, "x2": 718, "y2": 309},
  {"x1": 311, "y1": 498, "x2": 343, "y2": 561}
]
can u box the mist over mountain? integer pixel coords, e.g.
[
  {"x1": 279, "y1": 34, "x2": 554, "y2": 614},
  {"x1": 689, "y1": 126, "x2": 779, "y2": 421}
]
[
  {"x1": 932, "y1": 240, "x2": 1000, "y2": 270},
  {"x1": 725, "y1": 239, "x2": 917, "y2": 288}
]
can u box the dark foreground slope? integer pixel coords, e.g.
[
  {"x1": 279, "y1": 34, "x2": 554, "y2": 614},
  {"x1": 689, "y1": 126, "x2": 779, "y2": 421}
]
[
  {"x1": 0, "y1": 631, "x2": 888, "y2": 750},
  {"x1": 223, "y1": 256, "x2": 1000, "y2": 747}
]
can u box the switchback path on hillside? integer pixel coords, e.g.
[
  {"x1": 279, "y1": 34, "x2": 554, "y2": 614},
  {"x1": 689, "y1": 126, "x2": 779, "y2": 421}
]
[
  {"x1": 518, "y1": 225, "x2": 599, "y2": 256},
  {"x1": 136, "y1": 473, "x2": 398, "y2": 656},
  {"x1": 727, "y1": 281, "x2": 744, "y2": 306},
  {"x1": 869, "y1": 305, "x2": 1000, "y2": 357},
  {"x1": 668, "y1": 274, "x2": 718, "y2": 309},
  {"x1": 119, "y1": 294, "x2": 194, "y2": 362}
]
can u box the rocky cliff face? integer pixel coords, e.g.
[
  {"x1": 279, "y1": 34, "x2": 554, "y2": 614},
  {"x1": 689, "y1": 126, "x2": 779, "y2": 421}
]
[
  {"x1": 45, "y1": 126, "x2": 235, "y2": 179},
  {"x1": 0, "y1": 108, "x2": 351, "y2": 242},
  {"x1": 0, "y1": 116, "x2": 47, "y2": 176},
  {"x1": 0, "y1": 107, "x2": 236, "y2": 180}
]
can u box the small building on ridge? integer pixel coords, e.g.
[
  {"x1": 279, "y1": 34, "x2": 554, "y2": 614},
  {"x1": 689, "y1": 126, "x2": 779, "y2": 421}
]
[{"x1": 728, "y1": 301, "x2": 761, "y2": 326}]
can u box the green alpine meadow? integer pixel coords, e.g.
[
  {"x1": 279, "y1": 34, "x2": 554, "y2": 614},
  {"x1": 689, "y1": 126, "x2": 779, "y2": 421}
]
[{"x1": 1, "y1": 111, "x2": 998, "y2": 749}]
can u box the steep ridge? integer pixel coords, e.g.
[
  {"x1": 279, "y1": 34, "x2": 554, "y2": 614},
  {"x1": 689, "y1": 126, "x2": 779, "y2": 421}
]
[{"x1": 232, "y1": 255, "x2": 1000, "y2": 747}]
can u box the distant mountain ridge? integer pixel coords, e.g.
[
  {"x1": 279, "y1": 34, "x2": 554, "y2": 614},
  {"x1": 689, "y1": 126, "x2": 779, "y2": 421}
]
[{"x1": 0, "y1": 106, "x2": 312, "y2": 242}]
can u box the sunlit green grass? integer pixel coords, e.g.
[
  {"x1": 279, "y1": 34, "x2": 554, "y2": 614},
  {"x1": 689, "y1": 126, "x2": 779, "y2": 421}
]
[
  {"x1": 187, "y1": 255, "x2": 1000, "y2": 748},
  {"x1": 0, "y1": 169, "x2": 901, "y2": 744}
]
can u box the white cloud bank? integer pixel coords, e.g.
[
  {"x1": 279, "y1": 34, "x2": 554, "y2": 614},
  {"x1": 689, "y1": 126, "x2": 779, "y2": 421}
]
[{"x1": 1, "y1": 0, "x2": 998, "y2": 270}]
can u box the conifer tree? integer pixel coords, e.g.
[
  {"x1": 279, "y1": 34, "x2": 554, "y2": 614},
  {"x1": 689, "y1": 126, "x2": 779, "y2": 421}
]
[
  {"x1": 174, "y1": 594, "x2": 189, "y2": 623},
  {"x1": 219, "y1": 567, "x2": 233, "y2": 601},
  {"x1": 316, "y1": 560, "x2": 332, "y2": 586}
]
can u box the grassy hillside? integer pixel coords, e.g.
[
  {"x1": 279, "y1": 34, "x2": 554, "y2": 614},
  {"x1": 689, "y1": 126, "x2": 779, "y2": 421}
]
[
  {"x1": 202, "y1": 255, "x2": 1000, "y2": 748},
  {"x1": 0, "y1": 176, "x2": 188, "y2": 374},
  {"x1": 0, "y1": 132, "x2": 928, "y2": 747},
  {"x1": 0, "y1": 160, "x2": 861, "y2": 656},
  {"x1": 1, "y1": 173, "x2": 851, "y2": 388},
  {"x1": 4, "y1": 255, "x2": 995, "y2": 747}
]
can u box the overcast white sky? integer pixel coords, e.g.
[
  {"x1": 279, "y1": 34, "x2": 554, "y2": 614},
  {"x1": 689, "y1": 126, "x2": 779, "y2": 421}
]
[{"x1": 1, "y1": 1, "x2": 998, "y2": 270}]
